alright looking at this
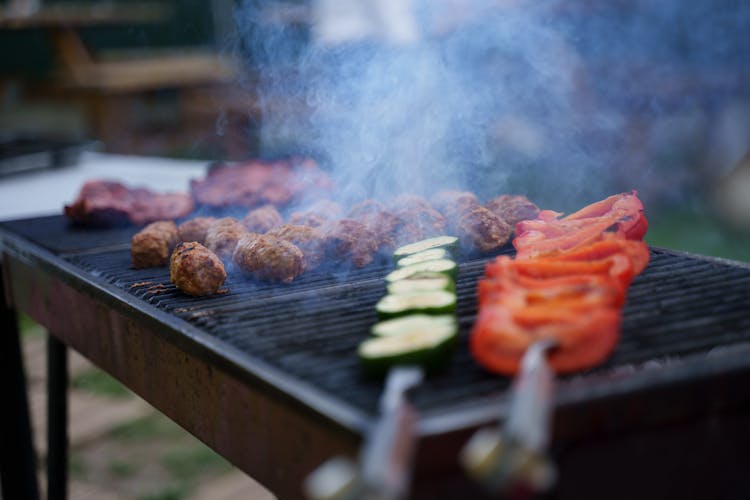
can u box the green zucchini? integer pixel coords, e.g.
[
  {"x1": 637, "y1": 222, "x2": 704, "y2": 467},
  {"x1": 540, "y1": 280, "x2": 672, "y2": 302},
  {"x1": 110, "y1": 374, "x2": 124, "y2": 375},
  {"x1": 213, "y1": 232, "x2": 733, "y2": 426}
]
[
  {"x1": 386, "y1": 274, "x2": 455, "y2": 295},
  {"x1": 358, "y1": 327, "x2": 457, "y2": 376},
  {"x1": 396, "y1": 248, "x2": 451, "y2": 268},
  {"x1": 371, "y1": 314, "x2": 458, "y2": 338},
  {"x1": 385, "y1": 259, "x2": 458, "y2": 283},
  {"x1": 393, "y1": 236, "x2": 459, "y2": 260},
  {"x1": 375, "y1": 290, "x2": 456, "y2": 319}
]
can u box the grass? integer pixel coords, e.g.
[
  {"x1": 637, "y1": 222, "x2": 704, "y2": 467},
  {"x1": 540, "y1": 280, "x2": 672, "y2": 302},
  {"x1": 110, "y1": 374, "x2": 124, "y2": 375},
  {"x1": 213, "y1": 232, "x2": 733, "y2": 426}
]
[
  {"x1": 138, "y1": 484, "x2": 187, "y2": 500},
  {"x1": 108, "y1": 458, "x2": 140, "y2": 478},
  {"x1": 646, "y1": 205, "x2": 750, "y2": 263},
  {"x1": 162, "y1": 444, "x2": 232, "y2": 482},
  {"x1": 109, "y1": 413, "x2": 186, "y2": 442},
  {"x1": 71, "y1": 369, "x2": 131, "y2": 399}
]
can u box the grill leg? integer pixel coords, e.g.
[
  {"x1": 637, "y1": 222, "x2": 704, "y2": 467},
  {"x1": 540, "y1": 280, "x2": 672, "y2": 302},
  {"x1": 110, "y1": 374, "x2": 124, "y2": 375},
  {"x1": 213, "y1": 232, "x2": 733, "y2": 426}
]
[
  {"x1": 0, "y1": 275, "x2": 40, "y2": 500},
  {"x1": 47, "y1": 335, "x2": 68, "y2": 500}
]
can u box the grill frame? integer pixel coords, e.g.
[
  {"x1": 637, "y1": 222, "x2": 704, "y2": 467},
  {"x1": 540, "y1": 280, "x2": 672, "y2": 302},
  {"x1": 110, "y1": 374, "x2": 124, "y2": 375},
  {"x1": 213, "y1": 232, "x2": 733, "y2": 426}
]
[{"x1": 3, "y1": 215, "x2": 750, "y2": 498}]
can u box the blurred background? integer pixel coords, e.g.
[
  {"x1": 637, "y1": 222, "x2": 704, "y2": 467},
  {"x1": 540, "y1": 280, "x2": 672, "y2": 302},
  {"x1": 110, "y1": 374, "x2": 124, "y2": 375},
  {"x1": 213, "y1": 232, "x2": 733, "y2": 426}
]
[{"x1": 1, "y1": 0, "x2": 749, "y2": 498}]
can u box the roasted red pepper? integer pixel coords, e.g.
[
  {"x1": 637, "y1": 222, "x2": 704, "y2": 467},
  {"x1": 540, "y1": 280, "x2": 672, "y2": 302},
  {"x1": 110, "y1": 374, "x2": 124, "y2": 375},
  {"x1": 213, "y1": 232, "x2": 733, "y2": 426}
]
[{"x1": 470, "y1": 191, "x2": 649, "y2": 376}]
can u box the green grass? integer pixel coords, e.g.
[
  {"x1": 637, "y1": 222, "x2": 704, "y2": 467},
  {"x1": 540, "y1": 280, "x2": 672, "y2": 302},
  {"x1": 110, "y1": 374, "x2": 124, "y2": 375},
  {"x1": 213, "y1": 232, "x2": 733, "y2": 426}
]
[
  {"x1": 162, "y1": 444, "x2": 232, "y2": 482},
  {"x1": 71, "y1": 369, "x2": 131, "y2": 399},
  {"x1": 109, "y1": 413, "x2": 185, "y2": 442},
  {"x1": 19, "y1": 313, "x2": 45, "y2": 339},
  {"x1": 646, "y1": 206, "x2": 750, "y2": 263},
  {"x1": 138, "y1": 484, "x2": 187, "y2": 500},
  {"x1": 108, "y1": 458, "x2": 140, "y2": 478},
  {"x1": 69, "y1": 452, "x2": 88, "y2": 480}
]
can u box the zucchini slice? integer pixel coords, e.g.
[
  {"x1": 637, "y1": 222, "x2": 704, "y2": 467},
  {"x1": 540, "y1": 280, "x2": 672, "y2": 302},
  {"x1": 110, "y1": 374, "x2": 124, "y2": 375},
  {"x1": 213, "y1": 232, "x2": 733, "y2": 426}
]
[
  {"x1": 371, "y1": 314, "x2": 458, "y2": 337},
  {"x1": 386, "y1": 274, "x2": 455, "y2": 295},
  {"x1": 393, "y1": 236, "x2": 459, "y2": 260},
  {"x1": 396, "y1": 248, "x2": 451, "y2": 268},
  {"x1": 385, "y1": 259, "x2": 458, "y2": 283},
  {"x1": 358, "y1": 327, "x2": 457, "y2": 375},
  {"x1": 375, "y1": 290, "x2": 457, "y2": 319}
]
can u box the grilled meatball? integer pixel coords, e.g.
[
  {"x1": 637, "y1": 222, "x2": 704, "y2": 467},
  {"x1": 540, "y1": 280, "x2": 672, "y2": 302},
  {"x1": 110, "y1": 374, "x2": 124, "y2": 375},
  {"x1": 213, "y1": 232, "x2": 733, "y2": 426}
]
[
  {"x1": 391, "y1": 207, "x2": 446, "y2": 247},
  {"x1": 177, "y1": 216, "x2": 216, "y2": 244},
  {"x1": 288, "y1": 200, "x2": 343, "y2": 227},
  {"x1": 205, "y1": 217, "x2": 248, "y2": 261},
  {"x1": 457, "y1": 206, "x2": 512, "y2": 254},
  {"x1": 431, "y1": 190, "x2": 480, "y2": 233},
  {"x1": 390, "y1": 194, "x2": 432, "y2": 212},
  {"x1": 232, "y1": 234, "x2": 305, "y2": 283},
  {"x1": 242, "y1": 204, "x2": 283, "y2": 233},
  {"x1": 325, "y1": 219, "x2": 379, "y2": 268},
  {"x1": 267, "y1": 224, "x2": 326, "y2": 270},
  {"x1": 131, "y1": 220, "x2": 178, "y2": 268},
  {"x1": 169, "y1": 242, "x2": 227, "y2": 296},
  {"x1": 348, "y1": 199, "x2": 400, "y2": 251},
  {"x1": 485, "y1": 195, "x2": 540, "y2": 227}
]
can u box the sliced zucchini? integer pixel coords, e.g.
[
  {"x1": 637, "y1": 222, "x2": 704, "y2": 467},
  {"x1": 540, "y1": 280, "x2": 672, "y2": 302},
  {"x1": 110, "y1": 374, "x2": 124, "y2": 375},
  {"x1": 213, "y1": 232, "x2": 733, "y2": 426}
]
[
  {"x1": 386, "y1": 274, "x2": 455, "y2": 295},
  {"x1": 385, "y1": 259, "x2": 458, "y2": 283},
  {"x1": 393, "y1": 236, "x2": 459, "y2": 260},
  {"x1": 396, "y1": 248, "x2": 451, "y2": 268},
  {"x1": 371, "y1": 314, "x2": 457, "y2": 337},
  {"x1": 358, "y1": 327, "x2": 457, "y2": 376},
  {"x1": 375, "y1": 290, "x2": 456, "y2": 319}
]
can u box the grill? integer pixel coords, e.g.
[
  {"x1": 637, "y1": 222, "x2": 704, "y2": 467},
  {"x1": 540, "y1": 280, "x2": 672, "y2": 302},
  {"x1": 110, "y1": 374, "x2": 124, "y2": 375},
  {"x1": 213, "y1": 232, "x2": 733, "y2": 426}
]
[{"x1": 3, "y1": 214, "x2": 750, "y2": 499}]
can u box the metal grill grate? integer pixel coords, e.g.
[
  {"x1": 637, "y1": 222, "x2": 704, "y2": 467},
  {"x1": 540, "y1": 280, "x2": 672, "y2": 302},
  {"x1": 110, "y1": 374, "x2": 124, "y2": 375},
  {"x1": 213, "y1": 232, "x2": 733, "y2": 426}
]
[{"x1": 63, "y1": 245, "x2": 750, "y2": 419}]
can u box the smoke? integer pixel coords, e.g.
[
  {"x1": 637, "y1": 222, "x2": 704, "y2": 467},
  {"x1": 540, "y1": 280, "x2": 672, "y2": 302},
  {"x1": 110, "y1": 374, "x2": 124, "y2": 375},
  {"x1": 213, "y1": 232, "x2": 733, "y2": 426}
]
[{"x1": 231, "y1": 0, "x2": 750, "y2": 211}]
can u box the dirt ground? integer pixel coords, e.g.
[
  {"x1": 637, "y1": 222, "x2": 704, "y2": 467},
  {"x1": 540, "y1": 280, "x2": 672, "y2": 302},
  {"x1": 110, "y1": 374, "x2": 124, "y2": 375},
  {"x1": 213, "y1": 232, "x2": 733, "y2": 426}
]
[{"x1": 16, "y1": 319, "x2": 275, "y2": 500}]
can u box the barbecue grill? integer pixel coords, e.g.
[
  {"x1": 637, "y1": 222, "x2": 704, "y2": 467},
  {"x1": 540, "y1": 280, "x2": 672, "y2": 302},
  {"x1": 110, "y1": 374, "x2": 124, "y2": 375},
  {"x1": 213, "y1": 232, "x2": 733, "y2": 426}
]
[{"x1": 3, "y1": 214, "x2": 750, "y2": 499}]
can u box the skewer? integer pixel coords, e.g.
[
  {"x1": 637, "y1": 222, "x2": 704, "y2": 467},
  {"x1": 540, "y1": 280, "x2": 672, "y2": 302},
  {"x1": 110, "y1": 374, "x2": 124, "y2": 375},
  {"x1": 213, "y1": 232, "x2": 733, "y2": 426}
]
[
  {"x1": 304, "y1": 366, "x2": 424, "y2": 500},
  {"x1": 459, "y1": 340, "x2": 558, "y2": 495}
]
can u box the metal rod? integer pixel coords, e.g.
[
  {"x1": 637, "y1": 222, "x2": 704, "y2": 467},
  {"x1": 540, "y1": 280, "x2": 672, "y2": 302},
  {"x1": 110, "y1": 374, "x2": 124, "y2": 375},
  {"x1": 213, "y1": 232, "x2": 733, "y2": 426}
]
[
  {"x1": 47, "y1": 334, "x2": 68, "y2": 500},
  {"x1": 0, "y1": 266, "x2": 40, "y2": 500}
]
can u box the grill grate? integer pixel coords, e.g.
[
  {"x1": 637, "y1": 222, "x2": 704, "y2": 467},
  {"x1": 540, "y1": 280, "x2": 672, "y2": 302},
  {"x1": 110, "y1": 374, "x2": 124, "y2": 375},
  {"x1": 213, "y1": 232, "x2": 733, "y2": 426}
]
[{"x1": 63, "y1": 246, "x2": 750, "y2": 418}]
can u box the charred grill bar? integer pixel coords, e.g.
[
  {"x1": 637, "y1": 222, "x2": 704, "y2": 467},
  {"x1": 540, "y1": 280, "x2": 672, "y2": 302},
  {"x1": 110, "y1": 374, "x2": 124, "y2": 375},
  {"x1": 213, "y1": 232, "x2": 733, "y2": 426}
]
[{"x1": 3, "y1": 214, "x2": 750, "y2": 498}]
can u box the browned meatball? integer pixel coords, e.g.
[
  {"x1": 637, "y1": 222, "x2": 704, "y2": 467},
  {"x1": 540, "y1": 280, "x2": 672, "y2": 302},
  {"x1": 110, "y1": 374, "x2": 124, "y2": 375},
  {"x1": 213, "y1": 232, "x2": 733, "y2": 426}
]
[
  {"x1": 457, "y1": 206, "x2": 512, "y2": 253},
  {"x1": 232, "y1": 234, "x2": 305, "y2": 283},
  {"x1": 431, "y1": 190, "x2": 480, "y2": 233},
  {"x1": 177, "y1": 216, "x2": 216, "y2": 244},
  {"x1": 242, "y1": 204, "x2": 284, "y2": 233},
  {"x1": 204, "y1": 217, "x2": 248, "y2": 261},
  {"x1": 348, "y1": 199, "x2": 400, "y2": 251},
  {"x1": 391, "y1": 207, "x2": 447, "y2": 247},
  {"x1": 169, "y1": 242, "x2": 227, "y2": 296},
  {"x1": 431, "y1": 190, "x2": 480, "y2": 215},
  {"x1": 131, "y1": 220, "x2": 178, "y2": 268},
  {"x1": 325, "y1": 219, "x2": 379, "y2": 268},
  {"x1": 485, "y1": 195, "x2": 540, "y2": 227},
  {"x1": 389, "y1": 194, "x2": 432, "y2": 213},
  {"x1": 288, "y1": 200, "x2": 343, "y2": 227},
  {"x1": 267, "y1": 224, "x2": 326, "y2": 270}
]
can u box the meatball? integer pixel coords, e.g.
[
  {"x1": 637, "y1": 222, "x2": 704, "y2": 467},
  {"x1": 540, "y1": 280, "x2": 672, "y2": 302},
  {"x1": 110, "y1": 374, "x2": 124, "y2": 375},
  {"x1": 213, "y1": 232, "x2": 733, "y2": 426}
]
[
  {"x1": 431, "y1": 190, "x2": 480, "y2": 215},
  {"x1": 177, "y1": 216, "x2": 216, "y2": 244},
  {"x1": 169, "y1": 242, "x2": 227, "y2": 296},
  {"x1": 389, "y1": 194, "x2": 432, "y2": 212},
  {"x1": 457, "y1": 206, "x2": 512, "y2": 254},
  {"x1": 485, "y1": 195, "x2": 540, "y2": 227},
  {"x1": 391, "y1": 207, "x2": 446, "y2": 247},
  {"x1": 232, "y1": 234, "x2": 305, "y2": 283},
  {"x1": 288, "y1": 200, "x2": 343, "y2": 228},
  {"x1": 325, "y1": 219, "x2": 379, "y2": 268},
  {"x1": 131, "y1": 220, "x2": 178, "y2": 268},
  {"x1": 431, "y1": 190, "x2": 480, "y2": 233},
  {"x1": 348, "y1": 199, "x2": 400, "y2": 251},
  {"x1": 242, "y1": 204, "x2": 284, "y2": 233},
  {"x1": 267, "y1": 224, "x2": 326, "y2": 270},
  {"x1": 204, "y1": 217, "x2": 248, "y2": 261}
]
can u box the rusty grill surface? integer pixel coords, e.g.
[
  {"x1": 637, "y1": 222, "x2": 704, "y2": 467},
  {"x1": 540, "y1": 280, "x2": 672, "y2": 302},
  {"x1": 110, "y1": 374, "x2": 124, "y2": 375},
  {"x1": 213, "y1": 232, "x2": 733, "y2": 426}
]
[{"x1": 3, "y1": 215, "x2": 750, "y2": 425}]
